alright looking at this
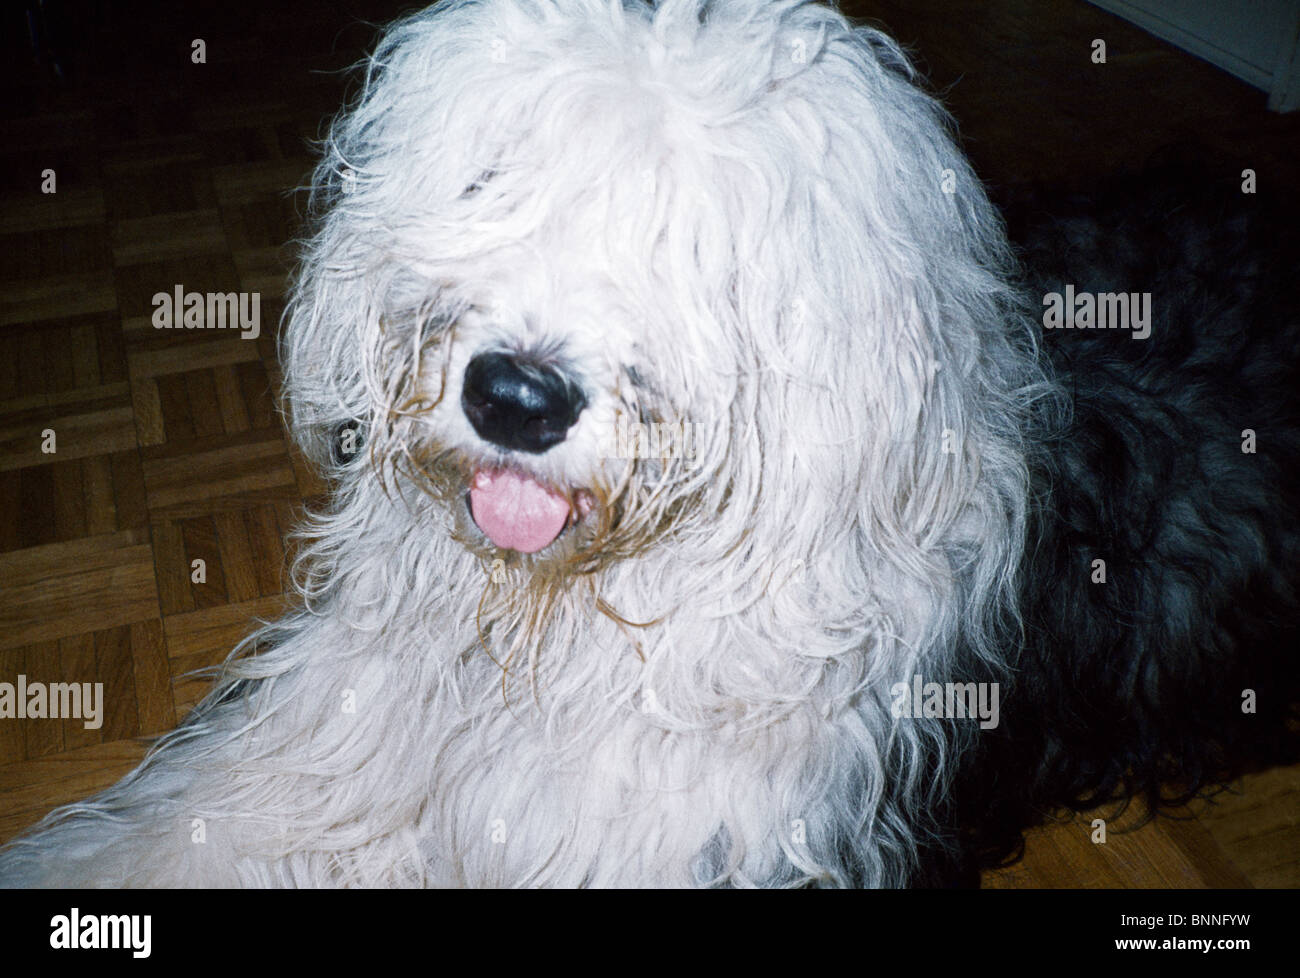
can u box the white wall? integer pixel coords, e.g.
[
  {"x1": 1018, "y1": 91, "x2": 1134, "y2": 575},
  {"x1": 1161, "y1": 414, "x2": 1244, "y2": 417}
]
[{"x1": 1087, "y1": 0, "x2": 1300, "y2": 110}]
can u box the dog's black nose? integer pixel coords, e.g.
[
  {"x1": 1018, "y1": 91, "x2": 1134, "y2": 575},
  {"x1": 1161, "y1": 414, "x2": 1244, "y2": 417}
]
[{"x1": 461, "y1": 352, "x2": 586, "y2": 454}]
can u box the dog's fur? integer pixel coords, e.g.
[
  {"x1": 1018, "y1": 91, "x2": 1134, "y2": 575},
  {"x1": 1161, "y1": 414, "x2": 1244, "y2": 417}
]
[{"x1": 2, "y1": 0, "x2": 1296, "y2": 887}]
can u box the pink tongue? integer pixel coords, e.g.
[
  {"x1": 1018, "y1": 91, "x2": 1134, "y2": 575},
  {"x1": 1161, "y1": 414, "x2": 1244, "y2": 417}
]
[{"x1": 470, "y1": 469, "x2": 571, "y2": 553}]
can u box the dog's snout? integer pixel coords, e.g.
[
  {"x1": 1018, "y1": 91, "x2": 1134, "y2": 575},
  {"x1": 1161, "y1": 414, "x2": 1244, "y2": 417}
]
[{"x1": 461, "y1": 352, "x2": 586, "y2": 454}]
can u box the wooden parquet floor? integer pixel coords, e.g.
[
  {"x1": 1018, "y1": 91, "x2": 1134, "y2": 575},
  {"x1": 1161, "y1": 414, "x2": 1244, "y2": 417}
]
[{"x1": 0, "y1": 0, "x2": 1296, "y2": 887}]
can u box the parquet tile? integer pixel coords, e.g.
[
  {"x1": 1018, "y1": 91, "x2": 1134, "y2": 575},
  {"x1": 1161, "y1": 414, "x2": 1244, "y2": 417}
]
[
  {"x1": 0, "y1": 531, "x2": 159, "y2": 650},
  {"x1": 163, "y1": 594, "x2": 292, "y2": 715}
]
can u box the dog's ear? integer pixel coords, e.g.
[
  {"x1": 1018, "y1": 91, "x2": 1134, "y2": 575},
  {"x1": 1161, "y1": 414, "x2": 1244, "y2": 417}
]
[{"x1": 682, "y1": 7, "x2": 1052, "y2": 678}]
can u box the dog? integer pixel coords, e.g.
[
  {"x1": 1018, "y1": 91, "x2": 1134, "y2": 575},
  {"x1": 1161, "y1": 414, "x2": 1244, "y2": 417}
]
[{"x1": 2, "y1": 0, "x2": 1297, "y2": 887}]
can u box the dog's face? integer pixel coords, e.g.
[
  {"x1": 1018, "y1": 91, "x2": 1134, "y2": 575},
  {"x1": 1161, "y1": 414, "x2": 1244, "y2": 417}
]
[
  {"x1": 415, "y1": 246, "x2": 722, "y2": 567},
  {"x1": 364, "y1": 181, "x2": 743, "y2": 574},
  {"x1": 284, "y1": 0, "x2": 1028, "y2": 598}
]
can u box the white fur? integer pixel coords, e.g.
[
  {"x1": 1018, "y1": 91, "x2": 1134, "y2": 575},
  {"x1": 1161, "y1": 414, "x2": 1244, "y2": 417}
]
[{"x1": 0, "y1": 0, "x2": 1047, "y2": 887}]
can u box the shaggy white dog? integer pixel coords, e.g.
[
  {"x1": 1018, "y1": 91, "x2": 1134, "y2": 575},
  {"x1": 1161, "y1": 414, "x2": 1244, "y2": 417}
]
[{"x1": 2, "y1": 0, "x2": 1046, "y2": 887}]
